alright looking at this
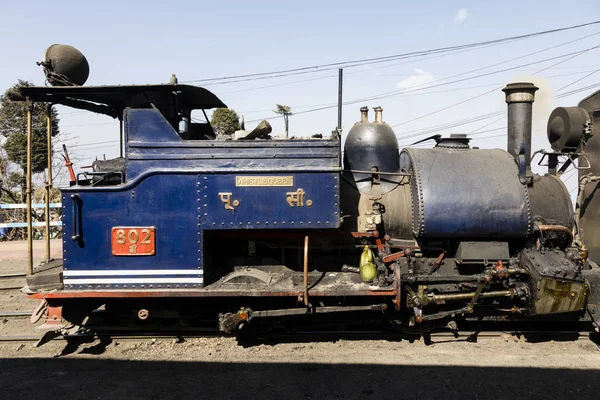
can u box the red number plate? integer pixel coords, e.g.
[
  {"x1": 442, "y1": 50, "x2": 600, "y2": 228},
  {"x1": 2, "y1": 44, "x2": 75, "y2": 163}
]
[{"x1": 111, "y1": 227, "x2": 156, "y2": 256}]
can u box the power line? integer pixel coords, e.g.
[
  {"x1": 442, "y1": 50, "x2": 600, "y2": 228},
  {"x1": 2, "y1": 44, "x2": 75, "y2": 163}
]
[
  {"x1": 396, "y1": 111, "x2": 505, "y2": 142},
  {"x1": 210, "y1": 35, "x2": 524, "y2": 91},
  {"x1": 558, "y1": 82, "x2": 600, "y2": 97},
  {"x1": 557, "y1": 68, "x2": 600, "y2": 91},
  {"x1": 245, "y1": 41, "x2": 600, "y2": 124},
  {"x1": 237, "y1": 70, "x2": 598, "y2": 115},
  {"x1": 183, "y1": 20, "x2": 600, "y2": 84},
  {"x1": 390, "y1": 43, "x2": 600, "y2": 128},
  {"x1": 402, "y1": 67, "x2": 600, "y2": 144}
]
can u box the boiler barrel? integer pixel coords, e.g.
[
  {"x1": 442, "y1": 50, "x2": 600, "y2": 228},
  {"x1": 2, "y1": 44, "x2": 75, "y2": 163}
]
[{"x1": 399, "y1": 147, "x2": 532, "y2": 238}]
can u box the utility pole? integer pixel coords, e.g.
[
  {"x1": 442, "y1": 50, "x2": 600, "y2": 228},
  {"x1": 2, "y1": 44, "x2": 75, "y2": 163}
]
[{"x1": 337, "y1": 68, "x2": 343, "y2": 132}]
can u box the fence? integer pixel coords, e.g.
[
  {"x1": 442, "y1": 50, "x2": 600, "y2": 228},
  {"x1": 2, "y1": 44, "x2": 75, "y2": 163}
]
[{"x1": 0, "y1": 203, "x2": 62, "y2": 229}]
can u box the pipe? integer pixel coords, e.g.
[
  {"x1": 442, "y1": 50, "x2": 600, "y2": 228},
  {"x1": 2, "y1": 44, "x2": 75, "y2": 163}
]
[
  {"x1": 45, "y1": 105, "x2": 52, "y2": 263},
  {"x1": 536, "y1": 224, "x2": 574, "y2": 248},
  {"x1": 360, "y1": 106, "x2": 369, "y2": 123},
  {"x1": 26, "y1": 101, "x2": 33, "y2": 276},
  {"x1": 303, "y1": 236, "x2": 309, "y2": 306},
  {"x1": 406, "y1": 268, "x2": 528, "y2": 284},
  {"x1": 373, "y1": 106, "x2": 383, "y2": 123},
  {"x1": 119, "y1": 116, "x2": 124, "y2": 158},
  {"x1": 502, "y1": 82, "x2": 538, "y2": 169},
  {"x1": 429, "y1": 289, "x2": 514, "y2": 302}
]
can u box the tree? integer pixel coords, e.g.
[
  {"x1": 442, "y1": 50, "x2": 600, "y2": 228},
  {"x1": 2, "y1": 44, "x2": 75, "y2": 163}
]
[
  {"x1": 0, "y1": 80, "x2": 60, "y2": 173},
  {"x1": 274, "y1": 104, "x2": 292, "y2": 138},
  {"x1": 210, "y1": 108, "x2": 239, "y2": 139}
]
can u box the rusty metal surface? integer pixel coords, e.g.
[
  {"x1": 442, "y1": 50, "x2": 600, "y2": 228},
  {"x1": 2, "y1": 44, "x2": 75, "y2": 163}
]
[
  {"x1": 382, "y1": 251, "x2": 405, "y2": 264},
  {"x1": 26, "y1": 270, "x2": 397, "y2": 299},
  {"x1": 29, "y1": 289, "x2": 397, "y2": 299}
]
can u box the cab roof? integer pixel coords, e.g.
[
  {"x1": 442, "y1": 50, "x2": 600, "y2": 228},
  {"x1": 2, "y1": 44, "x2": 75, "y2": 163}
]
[{"x1": 16, "y1": 84, "x2": 227, "y2": 119}]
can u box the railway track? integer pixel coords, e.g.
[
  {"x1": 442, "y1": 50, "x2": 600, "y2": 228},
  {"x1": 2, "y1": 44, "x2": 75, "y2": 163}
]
[
  {"x1": 0, "y1": 311, "x2": 30, "y2": 318},
  {"x1": 0, "y1": 332, "x2": 595, "y2": 344},
  {"x1": 0, "y1": 326, "x2": 596, "y2": 344},
  {"x1": 1, "y1": 308, "x2": 597, "y2": 345},
  {"x1": 0, "y1": 273, "x2": 25, "y2": 290}
]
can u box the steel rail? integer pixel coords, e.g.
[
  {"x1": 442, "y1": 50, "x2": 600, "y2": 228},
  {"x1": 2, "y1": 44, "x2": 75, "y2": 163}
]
[
  {"x1": 0, "y1": 273, "x2": 25, "y2": 291},
  {"x1": 0, "y1": 273, "x2": 26, "y2": 279},
  {"x1": 0, "y1": 330, "x2": 594, "y2": 343},
  {"x1": 0, "y1": 311, "x2": 30, "y2": 318}
]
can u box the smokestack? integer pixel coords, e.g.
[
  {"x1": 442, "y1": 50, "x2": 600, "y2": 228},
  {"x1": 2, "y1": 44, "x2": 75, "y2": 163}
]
[
  {"x1": 502, "y1": 82, "x2": 539, "y2": 168},
  {"x1": 360, "y1": 106, "x2": 369, "y2": 123},
  {"x1": 373, "y1": 106, "x2": 383, "y2": 123}
]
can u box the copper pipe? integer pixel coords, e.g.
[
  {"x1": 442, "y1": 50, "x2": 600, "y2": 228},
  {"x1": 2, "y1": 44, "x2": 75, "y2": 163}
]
[
  {"x1": 26, "y1": 101, "x2": 33, "y2": 276},
  {"x1": 537, "y1": 224, "x2": 574, "y2": 247},
  {"x1": 430, "y1": 289, "x2": 514, "y2": 302},
  {"x1": 303, "y1": 235, "x2": 309, "y2": 306},
  {"x1": 45, "y1": 104, "x2": 52, "y2": 262}
]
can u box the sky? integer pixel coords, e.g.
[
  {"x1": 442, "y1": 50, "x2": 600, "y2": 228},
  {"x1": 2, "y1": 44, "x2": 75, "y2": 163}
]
[{"x1": 1, "y1": 0, "x2": 599, "y2": 194}]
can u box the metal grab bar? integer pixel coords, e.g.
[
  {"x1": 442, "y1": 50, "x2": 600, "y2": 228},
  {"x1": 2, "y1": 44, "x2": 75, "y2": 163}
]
[{"x1": 70, "y1": 194, "x2": 81, "y2": 242}]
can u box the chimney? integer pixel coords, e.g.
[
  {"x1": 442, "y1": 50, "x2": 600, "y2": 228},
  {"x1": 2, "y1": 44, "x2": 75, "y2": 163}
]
[
  {"x1": 373, "y1": 106, "x2": 383, "y2": 123},
  {"x1": 502, "y1": 82, "x2": 539, "y2": 169},
  {"x1": 360, "y1": 106, "x2": 369, "y2": 123}
]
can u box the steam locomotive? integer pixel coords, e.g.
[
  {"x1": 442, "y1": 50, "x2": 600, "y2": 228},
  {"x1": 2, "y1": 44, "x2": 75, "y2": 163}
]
[{"x1": 11, "y1": 45, "x2": 600, "y2": 341}]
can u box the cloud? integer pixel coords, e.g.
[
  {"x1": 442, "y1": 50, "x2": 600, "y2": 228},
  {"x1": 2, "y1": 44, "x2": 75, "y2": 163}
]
[
  {"x1": 396, "y1": 69, "x2": 435, "y2": 90},
  {"x1": 454, "y1": 8, "x2": 468, "y2": 24}
]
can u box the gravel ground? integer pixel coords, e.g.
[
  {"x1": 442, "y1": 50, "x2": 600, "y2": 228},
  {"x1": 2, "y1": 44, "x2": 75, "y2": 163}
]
[
  {"x1": 1, "y1": 241, "x2": 600, "y2": 399},
  {"x1": 0, "y1": 333, "x2": 599, "y2": 400}
]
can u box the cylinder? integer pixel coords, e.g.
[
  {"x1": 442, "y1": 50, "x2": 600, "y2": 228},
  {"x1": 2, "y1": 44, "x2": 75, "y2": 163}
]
[
  {"x1": 360, "y1": 106, "x2": 369, "y2": 123},
  {"x1": 399, "y1": 147, "x2": 531, "y2": 238},
  {"x1": 373, "y1": 106, "x2": 383, "y2": 123},
  {"x1": 502, "y1": 82, "x2": 538, "y2": 168}
]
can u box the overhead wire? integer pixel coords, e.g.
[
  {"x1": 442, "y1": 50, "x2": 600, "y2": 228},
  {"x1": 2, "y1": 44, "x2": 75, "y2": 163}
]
[
  {"x1": 35, "y1": 22, "x2": 600, "y2": 159},
  {"x1": 245, "y1": 41, "x2": 600, "y2": 124},
  {"x1": 557, "y1": 68, "x2": 600, "y2": 91},
  {"x1": 238, "y1": 69, "x2": 600, "y2": 115},
  {"x1": 402, "y1": 63, "x2": 600, "y2": 143},
  {"x1": 461, "y1": 73, "x2": 600, "y2": 148},
  {"x1": 183, "y1": 20, "x2": 600, "y2": 84},
  {"x1": 391, "y1": 43, "x2": 600, "y2": 128}
]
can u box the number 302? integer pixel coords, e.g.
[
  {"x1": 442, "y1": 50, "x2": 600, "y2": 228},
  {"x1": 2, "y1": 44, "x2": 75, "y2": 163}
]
[{"x1": 115, "y1": 229, "x2": 152, "y2": 245}]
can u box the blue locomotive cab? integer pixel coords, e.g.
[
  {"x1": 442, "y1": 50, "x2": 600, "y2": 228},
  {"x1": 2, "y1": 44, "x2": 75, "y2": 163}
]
[{"x1": 19, "y1": 84, "x2": 342, "y2": 293}]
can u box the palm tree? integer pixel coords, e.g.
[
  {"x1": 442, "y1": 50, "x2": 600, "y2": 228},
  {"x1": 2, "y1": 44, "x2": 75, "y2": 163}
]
[{"x1": 273, "y1": 104, "x2": 292, "y2": 138}]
